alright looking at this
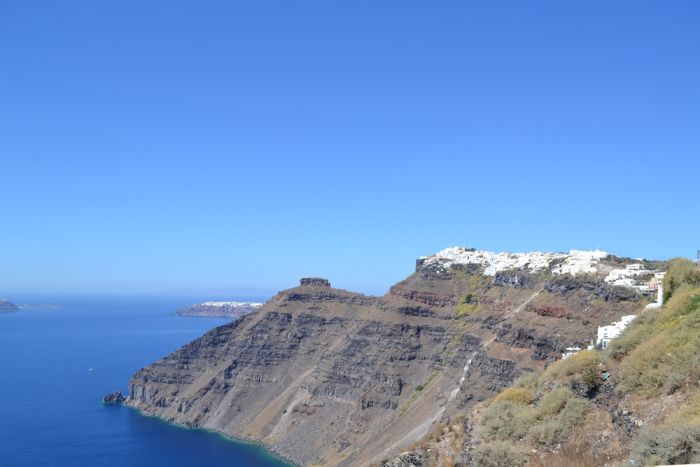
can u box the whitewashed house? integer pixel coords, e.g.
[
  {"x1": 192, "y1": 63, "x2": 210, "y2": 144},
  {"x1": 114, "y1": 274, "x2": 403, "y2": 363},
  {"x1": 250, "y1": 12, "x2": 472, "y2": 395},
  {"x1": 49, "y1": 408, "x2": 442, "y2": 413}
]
[
  {"x1": 561, "y1": 346, "x2": 582, "y2": 359},
  {"x1": 645, "y1": 272, "x2": 666, "y2": 310},
  {"x1": 592, "y1": 315, "x2": 637, "y2": 349}
]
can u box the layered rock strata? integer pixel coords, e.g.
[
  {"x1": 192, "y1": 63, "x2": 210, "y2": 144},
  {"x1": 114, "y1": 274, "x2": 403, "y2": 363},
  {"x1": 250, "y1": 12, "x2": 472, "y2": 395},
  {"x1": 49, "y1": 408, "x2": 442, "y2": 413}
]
[{"x1": 126, "y1": 250, "x2": 652, "y2": 465}]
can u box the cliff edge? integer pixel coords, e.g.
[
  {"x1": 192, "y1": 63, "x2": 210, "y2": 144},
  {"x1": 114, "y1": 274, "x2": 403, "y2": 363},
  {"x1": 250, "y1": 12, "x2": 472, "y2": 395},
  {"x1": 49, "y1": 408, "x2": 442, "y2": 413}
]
[{"x1": 126, "y1": 249, "x2": 658, "y2": 465}]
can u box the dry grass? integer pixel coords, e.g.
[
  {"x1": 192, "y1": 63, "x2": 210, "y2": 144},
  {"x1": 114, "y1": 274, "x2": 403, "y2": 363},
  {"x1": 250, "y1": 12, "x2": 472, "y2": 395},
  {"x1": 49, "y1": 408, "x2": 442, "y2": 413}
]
[
  {"x1": 663, "y1": 258, "x2": 700, "y2": 302},
  {"x1": 481, "y1": 387, "x2": 591, "y2": 448},
  {"x1": 494, "y1": 387, "x2": 535, "y2": 405},
  {"x1": 471, "y1": 441, "x2": 528, "y2": 467},
  {"x1": 530, "y1": 441, "x2": 610, "y2": 467},
  {"x1": 617, "y1": 286, "x2": 700, "y2": 396},
  {"x1": 540, "y1": 350, "x2": 599, "y2": 383}
]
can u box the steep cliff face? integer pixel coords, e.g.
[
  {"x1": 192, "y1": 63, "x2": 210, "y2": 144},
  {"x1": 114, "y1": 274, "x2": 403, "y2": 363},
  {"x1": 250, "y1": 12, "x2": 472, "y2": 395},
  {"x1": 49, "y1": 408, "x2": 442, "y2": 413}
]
[{"x1": 126, "y1": 250, "x2": 654, "y2": 465}]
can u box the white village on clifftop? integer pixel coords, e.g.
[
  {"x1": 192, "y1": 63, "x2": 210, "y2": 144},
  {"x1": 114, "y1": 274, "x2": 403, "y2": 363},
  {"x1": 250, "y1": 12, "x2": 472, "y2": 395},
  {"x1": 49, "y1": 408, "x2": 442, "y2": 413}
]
[{"x1": 421, "y1": 246, "x2": 671, "y2": 360}]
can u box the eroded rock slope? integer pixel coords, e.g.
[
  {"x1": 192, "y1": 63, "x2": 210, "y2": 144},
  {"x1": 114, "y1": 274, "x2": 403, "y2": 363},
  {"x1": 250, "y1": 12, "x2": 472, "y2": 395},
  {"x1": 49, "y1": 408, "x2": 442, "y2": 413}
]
[{"x1": 127, "y1": 250, "x2": 653, "y2": 465}]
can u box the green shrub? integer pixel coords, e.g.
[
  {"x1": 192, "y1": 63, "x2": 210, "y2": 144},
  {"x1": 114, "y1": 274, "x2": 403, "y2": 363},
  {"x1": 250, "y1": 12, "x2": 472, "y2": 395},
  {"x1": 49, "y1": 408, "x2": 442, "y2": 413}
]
[
  {"x1": 631, "y1": 424, "x2": 700, "y2": 466},
  {"x1": 535, "y1": 388, "x2": 572, "y2": 419},
  {"x1": 481, "y1": 401, "x2": 533, "y2": 441},
  {"x1": 472, "y1": 441, "x2": 528, "y2": 467},
  {"x1": 663, "y1": 259, "x2": 700, "y2": 302},
  {"x1": 528, "y1": 397, "x2": 591, "y2": 445},
  {"x1": 455, "y1": 300, "x2": 478, "y2": 318},
  {"x1": 618, "y1": 287, "x2": 700, "y2": 395},
  {"x1": 580, "y1": 366, "x2": 600, "y2": 389},
  {"x1": 606, "y1": 311, "x2": 659, "y2": 360},
  {"x1": 527, "y1": 421, "x2": 560, "y2": 446},
  {"x1": 453, "y1": 273, "x2": 490, "y2": 318},
  {"x1": 512, "y1": 371, "x2": 539, "y2": 390},
  {"x1": 542, "y1": 350, "x2": 600, "y2": 383},
  {"x1": 494, "y1": 387, "x2": 535, "y2": 405},
  {"x1": 668, "y1": 391, "x2": 700, "y2": 426}
]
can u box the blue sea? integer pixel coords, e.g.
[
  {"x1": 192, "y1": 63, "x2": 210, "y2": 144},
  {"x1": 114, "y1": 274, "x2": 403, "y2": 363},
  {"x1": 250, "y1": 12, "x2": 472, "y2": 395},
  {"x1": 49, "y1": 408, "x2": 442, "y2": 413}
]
[{"x1": 0, "y1": 295, "x2": 288, "y2": 467}]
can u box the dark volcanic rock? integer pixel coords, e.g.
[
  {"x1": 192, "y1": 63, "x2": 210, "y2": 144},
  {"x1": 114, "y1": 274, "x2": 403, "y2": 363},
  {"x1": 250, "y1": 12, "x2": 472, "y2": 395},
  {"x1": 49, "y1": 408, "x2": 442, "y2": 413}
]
[
  {"x1": 394, "y1": 306, "x2": 435, "y2": 318},
  {"x1": 495, "y1": 324, "x2": 559, "y2": 361},
  {"x1": 493, "y1": 270, "x2": 531, "y2": 288},
  {"x1": 595, "y1": 284, "x2": 639, "y2": 302},
  {"x1": 545, "y1": 274, "x2": 597, "y2": 294},
  {"x1": 300, "y1": 277, "x2": 331, "y2": 288},
  {"x1": 450, "y1": 263, "x2": 484, "y2": 275},
  {"x1": 103, "y1": 390, "x2": 126, "y2": 404},
  {"x1": 545, "y1": 274, "x2": 639, "y2": 302},
  {"x1": 389, "y1": 286, "x2": 457, "y2": 307},
  {"x1": 382, "y1": 451, "x2": 428, "y2": 467},
  {"x1": 418, "y1": 262, "x2": 453, "y2": 280}
]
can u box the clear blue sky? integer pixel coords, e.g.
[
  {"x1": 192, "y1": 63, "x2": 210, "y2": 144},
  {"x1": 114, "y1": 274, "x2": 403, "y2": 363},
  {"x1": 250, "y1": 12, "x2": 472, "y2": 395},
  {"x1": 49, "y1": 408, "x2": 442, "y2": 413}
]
[{"x1": 1, "y1": 1, "x2": 699, "y2": 296}]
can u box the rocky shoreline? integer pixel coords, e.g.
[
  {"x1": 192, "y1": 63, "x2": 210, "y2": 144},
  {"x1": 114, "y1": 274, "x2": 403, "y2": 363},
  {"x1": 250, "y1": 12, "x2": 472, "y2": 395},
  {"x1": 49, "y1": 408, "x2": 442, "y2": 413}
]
[{"x1": 125, "y1": 403, "x2": 298, "y2": 466}]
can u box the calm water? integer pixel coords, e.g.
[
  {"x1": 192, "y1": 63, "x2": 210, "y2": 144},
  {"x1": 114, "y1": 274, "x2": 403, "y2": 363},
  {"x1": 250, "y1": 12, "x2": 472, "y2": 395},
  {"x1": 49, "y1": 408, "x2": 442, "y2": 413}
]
[{"x1": 0, "y1": 295, "x2": 288, "y2": 467}]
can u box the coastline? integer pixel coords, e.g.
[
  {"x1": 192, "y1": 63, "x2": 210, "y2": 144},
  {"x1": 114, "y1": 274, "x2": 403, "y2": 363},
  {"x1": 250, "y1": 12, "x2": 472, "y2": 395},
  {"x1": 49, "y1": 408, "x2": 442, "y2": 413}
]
[{"x1": 124, "y1": 403, "x2": 299, "y2": 467}]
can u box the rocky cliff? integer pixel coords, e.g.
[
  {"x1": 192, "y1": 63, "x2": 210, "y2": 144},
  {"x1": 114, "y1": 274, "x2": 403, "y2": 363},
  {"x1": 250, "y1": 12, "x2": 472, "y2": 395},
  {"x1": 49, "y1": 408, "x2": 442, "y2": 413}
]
[{"x1": 126, "y1": 249, "x2": 657, "y2": 465}]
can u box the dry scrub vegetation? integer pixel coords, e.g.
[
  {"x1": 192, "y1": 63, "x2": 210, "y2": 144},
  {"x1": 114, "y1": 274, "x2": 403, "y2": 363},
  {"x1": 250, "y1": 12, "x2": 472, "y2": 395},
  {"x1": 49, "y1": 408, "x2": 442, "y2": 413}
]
[{"x1": 474, "y1": 259, "x2": 700, "y2": 466}]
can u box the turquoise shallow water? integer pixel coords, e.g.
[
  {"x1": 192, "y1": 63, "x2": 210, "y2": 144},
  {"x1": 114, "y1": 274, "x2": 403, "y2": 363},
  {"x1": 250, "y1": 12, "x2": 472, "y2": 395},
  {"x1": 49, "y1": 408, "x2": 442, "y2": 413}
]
[{"x1": 0, "y1": 295, "x2": 288, "y2": 467}]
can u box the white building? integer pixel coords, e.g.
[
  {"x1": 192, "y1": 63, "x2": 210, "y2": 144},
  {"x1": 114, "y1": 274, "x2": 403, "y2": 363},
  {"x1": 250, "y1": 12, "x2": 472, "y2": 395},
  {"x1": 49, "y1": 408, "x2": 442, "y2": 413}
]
[
  {"x1": 561, "y1": 346, "x2": 582, "y2": 359},
  {"x1": 604, "y1": 263, "x2": 656, "y2": 294},
  {"x1": 592, "y1": 315, "x2": 637, "y2": 349},
  {"x1": 553, "y1": 249, "x2": 609, "y2": 276},
  {"x1": 645, "y1": 272, "x2": 666, "y2": 310}
]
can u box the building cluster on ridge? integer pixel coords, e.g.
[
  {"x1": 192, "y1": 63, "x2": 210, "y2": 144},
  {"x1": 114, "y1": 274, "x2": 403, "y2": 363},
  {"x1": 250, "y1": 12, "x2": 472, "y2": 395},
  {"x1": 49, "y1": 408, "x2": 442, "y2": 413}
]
[
  {"x1": 424, "y1": 247, "x2": 666, "y2": 297},
  {"x1": 200, "y1": 301, "x2": 264, "y2": 308},
  {"x1": 421, "y1": 248, "x2": 609, "y2": 277},
  {"x1": 562, "y1": 270, "x2": 666, "y2": 359}
]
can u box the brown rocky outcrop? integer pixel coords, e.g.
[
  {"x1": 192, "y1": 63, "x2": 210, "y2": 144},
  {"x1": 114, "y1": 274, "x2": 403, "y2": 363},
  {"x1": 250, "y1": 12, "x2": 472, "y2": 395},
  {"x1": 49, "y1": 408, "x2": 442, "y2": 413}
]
[
  {"x1": 103, "y1": 390, "x2": 126, "y2": 404},
  {"x1": 300, "y1": 277, "x2": 331, "y2": 288},
  {"x1": 388, "y1": 286, "x2": 457, "y2": 307}
]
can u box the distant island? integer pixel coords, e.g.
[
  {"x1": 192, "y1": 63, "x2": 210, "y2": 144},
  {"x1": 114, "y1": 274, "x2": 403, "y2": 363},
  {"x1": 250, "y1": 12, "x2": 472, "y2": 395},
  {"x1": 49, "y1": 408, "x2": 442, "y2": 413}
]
[
  {"x1": 17, "y1": 304, "x2": 62, "y2": 309},
  {"x1": 175, "y1": 301, "x2": 263, "y2": 318},
  {"x1": 0, "y1": 299, "x2": 19, "y2": 312}
]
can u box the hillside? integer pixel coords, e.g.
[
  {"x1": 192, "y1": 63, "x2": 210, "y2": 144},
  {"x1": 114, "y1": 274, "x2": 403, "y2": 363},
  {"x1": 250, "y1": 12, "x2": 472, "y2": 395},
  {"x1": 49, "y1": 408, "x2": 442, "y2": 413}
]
[
  {"x1": 125, "y1": 248, "x2": 663, "y2": 466},
  {"x1": 390, "y1": 258, "x2": 700, "y2": 467}
]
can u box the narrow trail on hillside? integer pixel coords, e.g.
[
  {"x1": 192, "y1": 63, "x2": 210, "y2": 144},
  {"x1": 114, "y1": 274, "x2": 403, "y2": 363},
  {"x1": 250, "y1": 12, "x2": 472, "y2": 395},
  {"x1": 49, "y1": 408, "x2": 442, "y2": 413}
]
[
  {"x1": 448, "y1": 287, "x2": 543, "y2": 403},
  {"x1": 377, "y1": 288, "x2": 545, "y2": 461}
]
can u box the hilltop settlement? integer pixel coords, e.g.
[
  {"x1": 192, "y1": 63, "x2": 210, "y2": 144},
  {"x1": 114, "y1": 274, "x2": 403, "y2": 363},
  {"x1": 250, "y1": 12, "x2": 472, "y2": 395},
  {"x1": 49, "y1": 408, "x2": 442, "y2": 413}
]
[{"x1": 176, "y1": 301, "x2": 263, "y2": 318}]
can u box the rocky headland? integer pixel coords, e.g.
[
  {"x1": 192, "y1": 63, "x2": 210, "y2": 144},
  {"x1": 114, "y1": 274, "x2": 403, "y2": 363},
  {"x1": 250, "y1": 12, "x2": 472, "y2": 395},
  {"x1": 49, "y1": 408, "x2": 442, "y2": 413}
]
[
  {"x1": 124, "y1": 248, "x2": 669, "y2": 465},
  {"x1": 176, "y1": 301, "x2": 263, "y2": 318},
  {"x1": 0, "y1": 299, "x2": 19, "y2": 312},
  {"x1": 103, "y1": 390, "x2": 126, "y2": 405}
]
